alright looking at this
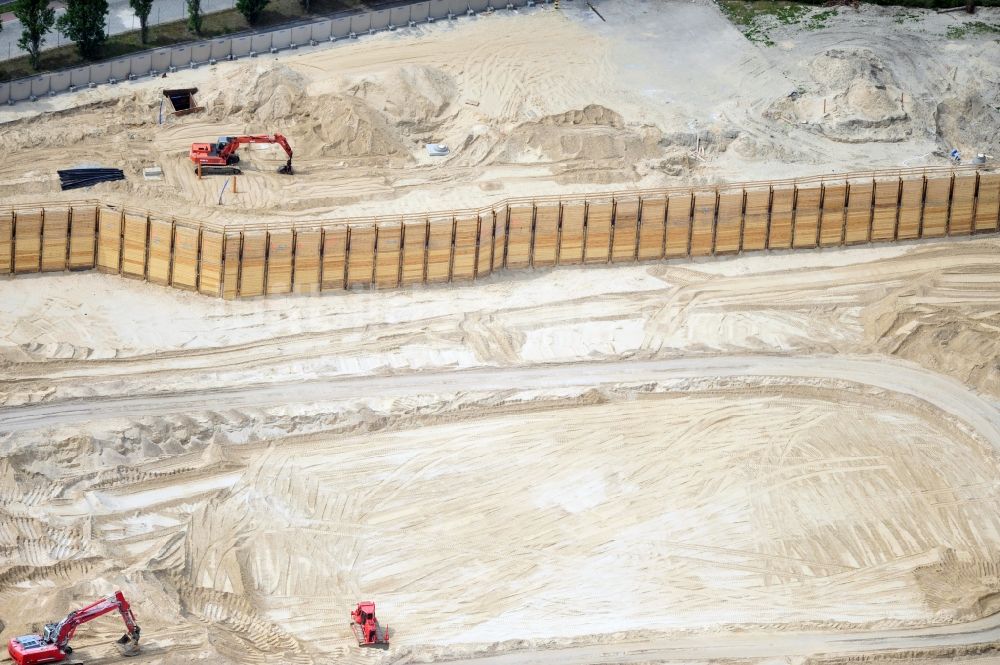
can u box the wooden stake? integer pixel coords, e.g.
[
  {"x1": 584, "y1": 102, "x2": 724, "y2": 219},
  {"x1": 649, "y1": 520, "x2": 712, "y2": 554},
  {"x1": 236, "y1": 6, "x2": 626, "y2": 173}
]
[
  {"x1": 233, "y1": 176, "x2": 237, "y2": 194},
  {"x1": 198, "y1": 162, "x2": 202, "y2": 180},
  {"x1": 823, "y1": 98, "x2": 826, "y2": 113}
]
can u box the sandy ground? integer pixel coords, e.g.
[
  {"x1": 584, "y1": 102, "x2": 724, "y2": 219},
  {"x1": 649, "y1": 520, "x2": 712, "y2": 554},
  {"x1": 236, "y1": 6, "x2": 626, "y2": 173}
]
[
  {"x1": 3, "y1": 237, "x2": 1000, "y2": 664},
  {"x1": 3, "y1": 1, "x2": 1000, "y2": 664},
  {"x1": 0, "y1": 0, "x2": 997, "y2": 222}
]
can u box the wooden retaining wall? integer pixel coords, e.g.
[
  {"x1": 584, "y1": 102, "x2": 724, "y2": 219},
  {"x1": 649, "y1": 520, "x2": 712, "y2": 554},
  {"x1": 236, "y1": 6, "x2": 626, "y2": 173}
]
[{"x1": 2, "y1": 169, "x2": 998, "y2": 298}]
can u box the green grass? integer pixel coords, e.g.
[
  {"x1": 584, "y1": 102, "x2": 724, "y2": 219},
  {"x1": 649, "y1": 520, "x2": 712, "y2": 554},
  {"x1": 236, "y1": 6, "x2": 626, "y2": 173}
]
[
  {"x1": 893, "y1": 9, "x2": 922, "y2": 22},
  {"x1": 945, "y1": 20, "x2": 1000, "y2": 38},
  {"x1": 0, "y1": 0, "x2": 360, "y2": 82},
  {"x1": 716, "y1": 0, "x2": 839, "y2": 45}
]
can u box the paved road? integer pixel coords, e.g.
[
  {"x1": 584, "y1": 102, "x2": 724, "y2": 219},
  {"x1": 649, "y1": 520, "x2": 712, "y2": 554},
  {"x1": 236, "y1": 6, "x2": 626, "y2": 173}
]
[{"x1": 0, "y1": 0, "x2": 233, "y2": 62}]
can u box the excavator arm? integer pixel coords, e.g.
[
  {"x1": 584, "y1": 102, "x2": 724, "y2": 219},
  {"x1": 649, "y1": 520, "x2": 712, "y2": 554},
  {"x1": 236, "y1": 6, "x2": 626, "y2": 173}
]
[{"x1": 211, "y1": 134, "x2": 294, "y2": 175}]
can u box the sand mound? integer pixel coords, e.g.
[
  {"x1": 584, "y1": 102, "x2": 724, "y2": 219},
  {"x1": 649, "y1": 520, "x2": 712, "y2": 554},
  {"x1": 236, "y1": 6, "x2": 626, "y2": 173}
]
[
  {"x1": 936, "y1": 91, "x2": 1000, "y2": 156},
  {"x1": 768, "y1": 48, "x2": 912, "y2": 143},
  {"x1": 345, "y1": 64, "x2": 458, "y2": 134}
]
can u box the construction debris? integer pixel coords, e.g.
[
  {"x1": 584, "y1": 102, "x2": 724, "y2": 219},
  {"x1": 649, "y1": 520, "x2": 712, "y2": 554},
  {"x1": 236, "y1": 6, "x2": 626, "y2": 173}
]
[{"x1": 57, "y1": 168, "x2": 125, "y2": 190}]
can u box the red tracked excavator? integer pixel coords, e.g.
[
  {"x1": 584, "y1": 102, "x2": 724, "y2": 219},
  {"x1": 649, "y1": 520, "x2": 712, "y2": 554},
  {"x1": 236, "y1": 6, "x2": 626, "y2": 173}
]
[
  {"x1": 350, "y1": 601, "x2": 389, "y2": 647},
  {"x1": 189, "y1": 133, "x2": 294, "y2": 176},
  {"x1": 7, "y1": 591, "x2": 141, "y2": 665}
]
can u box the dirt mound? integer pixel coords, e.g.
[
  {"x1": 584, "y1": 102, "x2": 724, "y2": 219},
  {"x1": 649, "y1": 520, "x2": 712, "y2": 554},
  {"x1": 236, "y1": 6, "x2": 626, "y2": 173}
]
[
  {"x1": 345, "y1": 64, "x2": 458, "y2": 134},
  {"x1": 767, "y1": 48, "x2": 912, "y2": 143},
  {"x1": 936, "y1": 91, "x2": 1000, "y2": 157}
]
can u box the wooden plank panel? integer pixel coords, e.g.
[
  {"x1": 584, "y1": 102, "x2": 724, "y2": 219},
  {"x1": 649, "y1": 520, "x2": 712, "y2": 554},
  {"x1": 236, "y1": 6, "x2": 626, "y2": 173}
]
[
  {"x1": 476, "y1": 212, "x2": 494, "y2": 277},
  {"x1": 0, "y1": 211, "x2": 11, "y2": 274},
  {"x1": 714, "y1": 191, "x2": 743, "y2": 254},
  {"x1": 819, "y1": 184, "x2": 846, "y2": 247},
  {"x1": 871, "y1": 179, "x2": 901, "y2": 241},
  {"x1": 121, "y1": 213, "x2": 148, "y2": 278},
  {"x1": 452, "y1": 217, "x2": 478, "y2": 281},
  {"x1": 948, "y1": 175, "x2": 976, "y2": 235},
  {"x1": 96, "y1": 208, "x2": 122, "y2": 273},
  {"x1": 611, "y1": 199, "x2": 639, "y2": 262},
  {"x1": 147, "y1": 219, "x2": 173, "y2": 285},
  {"x1": 293, "y1": 230, "x2": 322, "y2": 294},
  {"x1": 199, "y1": 230, "x2": 224, "y2": 297},
  {"x1": 897, "y1": 178, "x2": 924, "y2": 240},
  {"x1": 558, "y1": 204, "x2": 585, "y2": 264},
  {"x1": 265, "y1": 230, "x2": 294, "y2": 295},
  {"x1": 425, "y1": 217, "x2": 453, "y2": 283},
  {"x1": 321, "y1": 226, "x2": 347, "y2": 291},
  {"x1": 506, "y1": 207, "x2": 533, "y2": 269},
  {"x1": 921, "y1": 177, "x2": 950, "y2": 238},
  {"x1": 741, "y1": 189, "x2": 769, "y2": 252},
  {"x1": 375, "y1": 222, "x2": 402, "y2": 288},
  {"x1": 768, "y1": 188, "x2": 794, "y2": 249},
  {"x1": 171, "y1": 225, "x2": 200, "y2": 289},
  {"x1": 13, "y1": 210, "x2": 42, "y2": 273},
  {"x1": 347, "y1": 224, "x2": 376, "y2": 287},
  {"x1": 41, "y1": 209, "x2": 69, "y2": 272},
  {"x1": 67, "y1": 206, "x2": 96, "y2": 270},
  {"x1": 975, "y1": 173, "x2": 1000, "y2": 232},
  {"x1": 492, "y1": 207, "x2": 508, "y2": 272},
  {"x1": 401, "y1": 220, "x2": 427, "y2": 285},
  {"x1": 636, "y1": 197, "x2": 665, "y2": 261},
  {"x1": 222, "y1": 232, "x2": 242, "y2": 300},
  {"x1": 239, "y1": 232, "x2": 266, "y2": 297},
  {"x1": 791, "y1": 187, "x2": 821, "y2": 248},
  {"x1": 690, "y1": 192, "x2": 716, "y2": 256},
  {"x1": 665, "y1": 193, "x2": 692, "y2": 257},
  {"x1": 584, "y1": 201, "x2": 613, "y2": 264},
  {"x1": 844, "y1": 181, "x2": 874, "y2": 244},
  {"x1": 532, "y1": 205, "x2": 560, "y2": 267}
]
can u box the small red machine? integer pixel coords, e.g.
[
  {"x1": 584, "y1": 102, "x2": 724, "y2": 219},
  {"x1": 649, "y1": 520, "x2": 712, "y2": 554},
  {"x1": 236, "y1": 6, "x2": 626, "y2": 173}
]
[
  {"x1": 189, "y1": 133, "x2": 294, "y2": 176},
  {"x1": 350, "y1": 601, "x2": 389, "y2": 647},
  {"x1": 7, "y1": 590, "x2": 141, "y2": 665}
]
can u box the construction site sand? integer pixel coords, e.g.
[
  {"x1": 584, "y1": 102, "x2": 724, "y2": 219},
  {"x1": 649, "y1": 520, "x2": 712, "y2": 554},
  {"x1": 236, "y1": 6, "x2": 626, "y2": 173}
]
[
  {"x1": 4, "y1": 237, "x2": 1000, "y2": 664},
  {"x1": 0, "y1": 0, "x2": 997, "y2": 222}
]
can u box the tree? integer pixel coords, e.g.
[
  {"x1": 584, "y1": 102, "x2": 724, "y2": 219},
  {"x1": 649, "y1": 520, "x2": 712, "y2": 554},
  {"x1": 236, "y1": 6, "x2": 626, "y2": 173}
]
[
  {"x1": 128, "y1": 0, "x2": 154, "y2": 44},
  {"x1": 57, "y1": 0, "x2": 109, "y2": 60},
  {"x1": 186, "y1": 0, "x2": 202, "y2": 35},
  {"x1": 299, "y1": 0, "x2": 310, "y2": 13},
  {"x1": 12, "y1": 0, "x2": 56, "y2": 70},
  {"x1": 236, "y1": 0, "x2": 268, "y2": 24}
]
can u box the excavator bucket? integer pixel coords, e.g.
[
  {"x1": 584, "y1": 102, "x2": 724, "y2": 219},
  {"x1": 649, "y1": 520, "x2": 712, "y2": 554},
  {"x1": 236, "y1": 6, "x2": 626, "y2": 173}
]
[
  {"x1": 277, "y1": 162, "x2": 294, "y2": 175},
  {"x1": 115, "y1": 634, "x2": 141, "y2": 657}
]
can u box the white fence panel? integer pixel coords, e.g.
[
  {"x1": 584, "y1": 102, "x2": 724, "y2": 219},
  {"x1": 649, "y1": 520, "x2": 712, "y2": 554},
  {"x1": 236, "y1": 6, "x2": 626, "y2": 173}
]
[
  {"x1": 170, "y1": 46, "x2": 192, "y2": 67},
  {"x1": 410, "y1": 0, "x2": 430, "y2": 21},
  {"x1": 251, "y1": 33, "x2": 271, "y2": 52},
  {"x1": 231, "y1": 36, "x2": 252, "y2": 57},
  {"x1": 331, "y1": 17, "x2": 351, "y2": 37},
  {"x1": 70, "y1": 67, "x2": 90, "y2": 86},
  {"x1": 49, "y1": 71, "x2": 73, "y2": 92},
  {"x1": 130, "y1": 53, "x2": 152, "y2": 76},
  {"x1": 191, "y1": 43, "x2": 211, "y2": 62},
  {"x1": 469, "y1": 0, "x2": 489, "y2": 11},
  {"x1": 10, "y1": 80, "x2": 31, "y2": 101},
  {"x1": 429, "y1": 0, "x2": 450, "y2": 19},
  {"x1": 271, "y1": 28, "x2": 292, "y2": 49},
  {"x1": 370, "y1": 9, "x2": 390, "y2": 30},
  {"x1": 449, "y1": 0, "x2": 468, "y2": 13},
  {"x1": 210, "y1": 39, "x2": 232, "y2": 59},
  {"x1": 311, "y1": 19, "x2": 332, "y2": 40},
  {"x1": 291, "y1": 25, "x2": 311, "y2": 44},
  {"x1": 390, "y1": 5, "x2": 410, "y2": 25},
  {"x1": 0, "y1": 83, "x2": 9, "y2": 105},
  {"x1": 30, "y1": 77, "x2": 49, "y2": 96},
  {"x1": 151, "y1": 49, "x2": 171, "y2": 71},
  {"x1": 90, "y1": 62, "x2": 111, "y2": 82},
  {"x1": 350, "y1": 12, "x2": 371, "y2": 33},
  {"x1": 110, "y1": 58, "x2": 130, "y2": 79}
]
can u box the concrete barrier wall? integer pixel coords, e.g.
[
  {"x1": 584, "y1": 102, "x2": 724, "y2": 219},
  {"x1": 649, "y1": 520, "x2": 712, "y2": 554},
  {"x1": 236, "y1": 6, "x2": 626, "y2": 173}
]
[
  {"x1": 5, "y1": 170, "x2": 999, "y2": 299},
  {"x1": 4, "y1": 0, "x2": 545, "y2": 103}
]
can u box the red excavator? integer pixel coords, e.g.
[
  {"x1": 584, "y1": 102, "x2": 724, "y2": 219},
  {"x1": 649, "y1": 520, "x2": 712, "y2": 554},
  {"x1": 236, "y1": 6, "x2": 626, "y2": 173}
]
[
  {"x1": 7, "y1": 591, "x2": 141, "y2": 665},
  {"x1": 189, "y1": 133, "x2": 294, "y2": 176},
  {"x1": 350, "y1": 601, "x2": 389, "y2": 647}
]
